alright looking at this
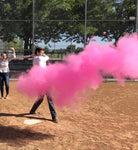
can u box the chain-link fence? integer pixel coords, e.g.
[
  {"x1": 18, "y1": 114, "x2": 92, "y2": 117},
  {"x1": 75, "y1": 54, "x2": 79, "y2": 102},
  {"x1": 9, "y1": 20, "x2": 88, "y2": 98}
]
[{"x1": 0, "y1": 0, "x2": 136, "y2": 77}]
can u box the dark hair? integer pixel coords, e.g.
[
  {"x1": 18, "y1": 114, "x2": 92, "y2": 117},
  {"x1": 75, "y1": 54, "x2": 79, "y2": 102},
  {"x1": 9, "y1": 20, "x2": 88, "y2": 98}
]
[
  {"x1": 35, "y1": 47, "x2": 44, "y2": 55},
  {"x1": 1, "y1": 51, "x2": 8, "y2": 60}
]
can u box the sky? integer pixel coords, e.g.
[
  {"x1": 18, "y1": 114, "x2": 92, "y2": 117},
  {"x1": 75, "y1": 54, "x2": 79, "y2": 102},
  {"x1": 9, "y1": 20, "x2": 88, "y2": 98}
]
[
  {"x1": 38, "y1": 36, "x2": 113, "y2": 50},
  {"x1": 38, "y1": 40, "x2": 84, "y2": 50}
]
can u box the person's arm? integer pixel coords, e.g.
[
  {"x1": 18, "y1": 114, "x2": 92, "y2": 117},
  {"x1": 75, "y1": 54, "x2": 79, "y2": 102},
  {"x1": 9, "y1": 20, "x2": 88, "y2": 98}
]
[
  {"x1": 10, "y1": 47, "x2": 15, "y2": 55},
  {"x1": 8, "y1": 47, "x2": 16, "y2": 61},
  {"x1": 43, "y1": 53, "x2": 50, "y2": 65}
]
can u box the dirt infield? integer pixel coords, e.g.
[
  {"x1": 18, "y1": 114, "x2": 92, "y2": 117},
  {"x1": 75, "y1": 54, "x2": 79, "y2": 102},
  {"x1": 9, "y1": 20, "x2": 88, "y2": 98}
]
[{"x1": 0, "y1": 81, "x2": 138, "y2": 150}]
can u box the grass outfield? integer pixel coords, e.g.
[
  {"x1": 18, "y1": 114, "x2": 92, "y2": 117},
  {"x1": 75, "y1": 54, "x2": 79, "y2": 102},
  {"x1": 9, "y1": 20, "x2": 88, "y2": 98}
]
[{"x1": 0, "y1": 81, "x2": 138, "y2": 150}]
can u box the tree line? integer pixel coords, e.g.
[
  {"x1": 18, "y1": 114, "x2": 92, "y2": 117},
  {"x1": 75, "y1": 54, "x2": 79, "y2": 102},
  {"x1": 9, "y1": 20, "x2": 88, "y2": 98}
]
[{"x1": 0, "y1": 0, "x2": 136, "y2": 50}]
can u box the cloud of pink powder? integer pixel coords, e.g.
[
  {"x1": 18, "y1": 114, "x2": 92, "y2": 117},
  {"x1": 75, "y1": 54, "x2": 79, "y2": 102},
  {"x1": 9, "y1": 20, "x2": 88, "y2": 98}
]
[{"x1": 17, "y1": 33, "x2": 138, "y2": 107}]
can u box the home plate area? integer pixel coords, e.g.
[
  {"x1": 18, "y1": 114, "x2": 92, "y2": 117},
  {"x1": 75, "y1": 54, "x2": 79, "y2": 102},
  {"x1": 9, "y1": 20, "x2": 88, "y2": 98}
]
[{"x1": 24, "y1": 119, "x2": 42, "y2": 125}]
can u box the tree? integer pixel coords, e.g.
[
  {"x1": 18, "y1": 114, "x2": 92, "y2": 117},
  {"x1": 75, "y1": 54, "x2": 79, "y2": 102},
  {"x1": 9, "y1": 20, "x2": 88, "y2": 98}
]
[
  {"x1": 0, "y1": 0, "x2": 22, "y2": 42},
  {"x1": 63, "y1": 0, "x2": 136, "y2": 43},
  {"x1": 92, "y1": 0, "x2": 136, "y2": 42},
  {"x1": 44, "y1": 46, "x2": 50, "y2": 53},
  {"x1": 0, "y1": 0, "x2": 136, "y2": 49},
  {"x1": 67, "y1": 44, "x2": 76, "y2": 53},
  {"x1": 5, "y1": 38, "x2": 24, "y2": 51}
]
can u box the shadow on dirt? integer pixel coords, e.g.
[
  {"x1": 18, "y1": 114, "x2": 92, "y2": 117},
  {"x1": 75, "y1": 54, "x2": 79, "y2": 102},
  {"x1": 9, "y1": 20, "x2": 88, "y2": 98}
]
[
  {"x1": 0, "y1": 124, "x2": 54, "y2": 147},
  {"x1": 0, "y1": 112, "x2": 52, "y2": 122}
]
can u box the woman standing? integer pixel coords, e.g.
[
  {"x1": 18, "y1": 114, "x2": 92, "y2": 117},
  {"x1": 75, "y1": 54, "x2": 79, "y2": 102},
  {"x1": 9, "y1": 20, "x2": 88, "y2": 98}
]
[{"x1": 0, "y1": 47, "x2": 16, "y2": 99}]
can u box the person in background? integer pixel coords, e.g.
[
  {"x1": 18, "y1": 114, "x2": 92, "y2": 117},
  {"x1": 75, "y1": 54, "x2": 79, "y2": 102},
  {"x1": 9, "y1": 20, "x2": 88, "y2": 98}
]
[
  {"x1": 29, "y1": 47, "x2": 58, "y2": 123},
  {"x1": 0, "y1": 47, "x2": 16, "y2": 99}
]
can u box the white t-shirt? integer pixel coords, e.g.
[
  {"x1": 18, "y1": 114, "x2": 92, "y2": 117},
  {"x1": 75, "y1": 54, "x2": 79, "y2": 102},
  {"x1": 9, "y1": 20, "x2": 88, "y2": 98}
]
[
  {"x1": 0, "y1": 54, "x2": 16, "y2": 73},
  {"x1": 33, "y1": 54, "x2": 49, "y2": 67}
]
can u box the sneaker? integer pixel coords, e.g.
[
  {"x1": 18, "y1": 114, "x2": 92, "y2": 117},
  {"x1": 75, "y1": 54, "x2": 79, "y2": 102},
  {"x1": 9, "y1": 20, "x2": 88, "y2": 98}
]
[
  {"x1": 4, "y1": 95, "x2": 8, "y2": 99},
  {"x1": 52, "y1": 117, "x2": 58, "y2": 123},
  {"x1": 0, "y1": 97, "x2": 4, "y2": 99}
]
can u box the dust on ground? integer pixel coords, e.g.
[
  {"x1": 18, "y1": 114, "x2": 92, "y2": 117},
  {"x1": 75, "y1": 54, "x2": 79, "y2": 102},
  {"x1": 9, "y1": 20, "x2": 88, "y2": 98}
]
[{"x1": 0, "y1": 81, "x2": 138, "y2": 150}]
